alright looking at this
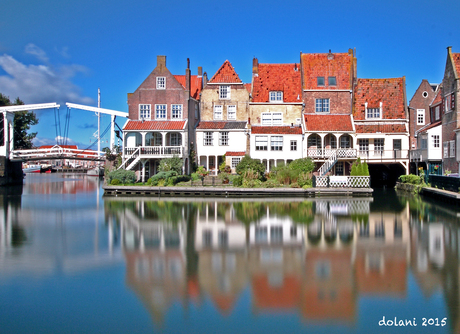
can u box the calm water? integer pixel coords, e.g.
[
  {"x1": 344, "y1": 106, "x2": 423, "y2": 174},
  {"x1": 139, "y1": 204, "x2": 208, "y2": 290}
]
[{"x1": 1, "y1": 174, "x2": 459, "y2": 333}]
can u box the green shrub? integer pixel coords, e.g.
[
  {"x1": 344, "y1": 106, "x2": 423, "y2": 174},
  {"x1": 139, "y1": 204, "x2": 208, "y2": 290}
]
[
  {"x1": 399, "y1": 174, "x2": 422, "y2": 185},
  {"x1": 107, "y1": 169, "x2": 136, "y2": 184},
  {"x1": 110, "y1": 179, "x2": 120, "y2": 185},
  {"x1": 191, "y1": 172, "x2": 200, "y2": 181},
  {"x1": 262, "y1": 179, "x2": 281, "y2": 188},
  {"x1": 159, "y1": 156, "x2": 183, "y2": 174},
  {"x1": 288, "y1": 158, "x2": 315, "y2": 174},
  {"x1": 242, "y1": 179, "x2": 263, "y2": 188},
  {"x1": 236, "y1": 155, "x2": 266, "y2": 180},
  {"x1": 350, "y1": 158, "x2": 369, "y2": 176},
  {"x1": 297, "y1": 172, "x2": 312, "y2": 187},
  {"x1": 231, "y1": 175, "x2": 243, "y2": 187},
  {"x1": 147, "y1": 171, "x2": 177, "y2": 186}
]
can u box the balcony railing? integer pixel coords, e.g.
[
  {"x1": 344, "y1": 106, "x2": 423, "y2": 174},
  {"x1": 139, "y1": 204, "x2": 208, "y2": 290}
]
[
  {"x1": 409, "y1": 148, "x2": 427, "y2": 162},
  {"x1": 356, "y1": 149, "x2": 409, "y2": 160},
  {"x1": 306, "y1": 148, "x2": 357, "y2": 159},
  {"x1": 125, "y1": 146, "x2": 184, "y2": 157}
]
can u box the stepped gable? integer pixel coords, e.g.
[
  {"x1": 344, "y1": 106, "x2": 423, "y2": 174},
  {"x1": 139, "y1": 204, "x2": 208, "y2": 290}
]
[
  {"x1": 305, "y1": 115, "x2": 353, "y2": 132},
  {"x1": 196, "y1": 121, "x2": 247, "y2": 130},
  {"x1": 174, "y1": 75, "x2": 203, "y2": 100},
  {"x1": 123, "y1": 120, "x2": 187, "y2": 131},
  {"x1": 208, "y1": 60, "x2": 242, "y2": 84},
  {"x1": 252, "y1": 63, "x2": 302, "y2": 103},
  {"x1": 301, "y1": 52, "x2": 354, "y2": 90},
  {"x1": 353, "y1": 77, "x2": 406, "y2": 120},
  {"x1": 251, "y1": 125, "x2": 302, "y2": 135}
]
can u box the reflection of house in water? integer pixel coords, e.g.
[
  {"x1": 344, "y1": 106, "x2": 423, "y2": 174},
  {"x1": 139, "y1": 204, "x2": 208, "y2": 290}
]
[
  {"x1": 118, "y1": 200, "x2": 188, "y2": 326},
  {"x1": 247, "y1": 207, "x2": 305, "y2": 315},
  {"x1": 354, "y1": 206, "x2": 410, "y2": 298},
  {"x1": 195, "y1": 201, "x2": 248, "y2": 315}
]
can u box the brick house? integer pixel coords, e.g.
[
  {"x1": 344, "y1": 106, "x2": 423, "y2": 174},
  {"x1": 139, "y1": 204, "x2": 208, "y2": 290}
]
[
  {"x1": 249, "y1": 58, "x2": 304, "y2": 171},
  {"x1": 121, "y1": 56, "x2": 203, "y2": 181},
  {"x1": 409, "y1": 85, "x2": 443, "y2": 175},
  {"x1": 353, "y1": 77, "x2": 410, "y2": 183},
  {"x1": 408, "y1": 80, "x2": 438, "y2": 150},
  {"x1": 196, "y1": 60, "x2": 249, "y2": 174},
  {"x1": 441, "y1": 47, "x2": 460, "y2": 174},
  {"x1": 301, "y1": 49, "x2": 357, "y2": 176}
]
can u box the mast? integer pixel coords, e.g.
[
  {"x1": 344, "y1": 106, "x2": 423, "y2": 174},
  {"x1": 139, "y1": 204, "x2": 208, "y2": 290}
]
[{"x1": 97, "y1": 88, "x2": 101, "y2": 157}]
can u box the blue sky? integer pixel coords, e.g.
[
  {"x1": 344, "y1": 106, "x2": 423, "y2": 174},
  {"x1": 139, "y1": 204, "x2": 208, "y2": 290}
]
[{"x1": 1, "y1": 0, "x2": 459, "y2": 149}]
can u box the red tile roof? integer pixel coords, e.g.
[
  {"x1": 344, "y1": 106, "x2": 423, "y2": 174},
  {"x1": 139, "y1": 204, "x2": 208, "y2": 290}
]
[
  {"x1": 431, "y1": 85, "x2": 443, "y2": 106},
  {"x1": 301, "y1": 52, "x2": 354, "y2": 90},
  {"x1": 244, "y1": 83, "x2": 252, "y2": 93},
  {"x1": 123, "y1": 120, "x2": 186, "y2": 131},
  {"x1": 208, "y1": 60, "x2": 242, "y2": 84},
  {"x1": 225, "y1": 151, "x2": 246, "y2": 156},
  {"x1": 252, "y1": 63, "x2": 302, "y2": 103},
  {"x1": 173, "y1": 75, "x2": 203, "y2": 100},
  {"x1": 417, "y1": 120, "x2": 442, "y2": 134},
  {"x1": 251, "y1": 125, "x2": 302, "y2": 134},
  {"x1": 196, "y1": 121, "x2": 247, "y2": 130},
  {"x1": 39, "y1": 145, "x2": 78, "y2": 149},
  {"x1": 355, "y1": 123, "x2": 407, "y2": 133},
  {"x1": 452, "y1": 53, "x2": 460, "y2": 78},
  {"x1": 353, "y1": 78, "x2": 406, "y2": 120},
  {"x1": 305, "y1": 115, "x2": 353, "y2": 132}
]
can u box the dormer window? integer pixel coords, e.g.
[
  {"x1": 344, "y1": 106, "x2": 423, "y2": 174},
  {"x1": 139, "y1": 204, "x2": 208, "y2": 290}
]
[
  {"x1": 328, "y1": 76, "x2": 336, "y2": 86},
  {"x1": 156, "y1": 77, "x2": 166, "y2": 89},
  {"x1": 269, "y1": 91, "x2": 283, "y2": 102},
  {"x1": 219, "y1": 85, "x2": 231, "y2": 99},
  {"x1": 317, "y1": 77, "x2": 325, "y2": 86},
  {"x1": 365, "y1": 102, "x2": 382, "y2": 119}
]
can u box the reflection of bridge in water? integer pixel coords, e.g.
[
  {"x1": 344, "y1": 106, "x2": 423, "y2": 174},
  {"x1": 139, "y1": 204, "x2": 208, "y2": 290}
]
[{"x1": 12, "y1": 145, "x2": 106, "y2": 162}]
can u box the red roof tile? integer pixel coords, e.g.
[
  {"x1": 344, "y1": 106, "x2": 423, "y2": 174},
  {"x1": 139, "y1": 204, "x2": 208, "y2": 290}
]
[
  {"x1": 123, "y1": 120, "x2": 186, "y2": 131},
  {"x1": 173, "y1": 75, "x2": 203, "y2": 100},
  {"x1": 208, "y1": 60, "x2": 242, "y2": 84},
  {"x1": 305, "y1": 115, "x2": 353, "y2": 132},
  {"x1": 251, "y1": 125, "x2": 302, "y2": 134},
  {"x1": 252, "y1": 63, "x2": 302, "y2": 103},
  {"x1": 452, "y1": 53, "x2": 460, "y2": 78},
  {"x1": 244, "y1": 83, "x2": 252, "y2": 93},
  {"x1": 226, "y1": 151, "x2": 246, "y2": 156},
  {"x1": 196, "y1": 121, "x2": 247, "y2": 130},
  {"x1": 417, "y1": 120, "x2": 442, "y2": 134},
  {"x1": 353, "y1": 78, "x2": 406, "y2": 120},
  {"x1": 301, "y1": 52, "x2": 354, "y2": 90},
  {"x1": 431, "y1": 85, "x2": 443, "y2": 106},
  {"x1": 355, "y1": 124, "x2": 407, "y2": 133}
]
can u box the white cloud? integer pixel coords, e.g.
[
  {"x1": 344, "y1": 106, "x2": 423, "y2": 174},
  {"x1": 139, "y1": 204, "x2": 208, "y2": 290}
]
[
  {"x1": 0, "y1": 50, "x2": 94, "y2": 105},
  {"x1": 25, "y1": 43, "x2": 49, "y2": 63}
]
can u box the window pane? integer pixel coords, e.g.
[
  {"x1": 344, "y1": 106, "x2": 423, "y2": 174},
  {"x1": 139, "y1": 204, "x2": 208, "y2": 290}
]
[
  {"x1": 317, "y1": 77, "x2": 325, "y2": 86},
  {"x1": 328, "y1": 76, "x2": 336, "y2": 86},
  {"x1": 156, "y1": 105, "x2": 166, "y2": 119}
]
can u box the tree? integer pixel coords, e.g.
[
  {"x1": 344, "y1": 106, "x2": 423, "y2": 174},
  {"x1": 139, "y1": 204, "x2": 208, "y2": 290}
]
[
  {"x1": 159, "y1": 156, "x2": 183, "y2": 175},
  {"x1": 235, "y1": 155, "x2": 266, "y2": 180},
  {"x1": 0, "y1": 93, "x2": 39, "y2": 149}
]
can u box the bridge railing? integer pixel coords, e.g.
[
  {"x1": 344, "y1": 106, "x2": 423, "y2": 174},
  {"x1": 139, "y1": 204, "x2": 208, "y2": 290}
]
[{"x1": 12, "y1": 148, "x2": 105, "y2": 160}]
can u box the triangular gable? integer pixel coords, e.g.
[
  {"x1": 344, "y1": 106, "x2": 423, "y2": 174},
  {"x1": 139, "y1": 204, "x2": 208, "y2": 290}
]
[
  {"x1": 452, "y1": 53, "x2": 460, "y2": 79},
  {"x1": 208, "y1": 60, "x2": 242, "y2": 84},
  {"x1": 174, "y1": 75, "x2": 203, "y2": 100}
]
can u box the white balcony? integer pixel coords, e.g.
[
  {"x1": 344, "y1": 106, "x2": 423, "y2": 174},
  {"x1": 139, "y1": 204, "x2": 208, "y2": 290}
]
[
  {"x1": 125, "y1": 145, "x2": 184, "y2": 158},
  {"x1": 306, "y1": 148, "x2": 357, "y2": 159}
]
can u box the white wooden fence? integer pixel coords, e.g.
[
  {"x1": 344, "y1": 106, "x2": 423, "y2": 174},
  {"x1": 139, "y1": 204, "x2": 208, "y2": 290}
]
[{"x1": 315, "y1": 176, "x2": 370, "y2": 188}]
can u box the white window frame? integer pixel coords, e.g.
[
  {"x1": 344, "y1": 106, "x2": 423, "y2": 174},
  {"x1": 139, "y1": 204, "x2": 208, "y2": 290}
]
[
  {"x1": 219, "y1": 132, "x2": 229, "y2": 146},
  {"x1": 269, "y1": 91, "x2": 283, "y2": 102},
  {"x1": 366, "y1": 108, "x2": 381, "y2": 119},
  {"x1": 359, "y1": 139, "x2": 369, "y2": 154},
  {"x1": 315, "y1": 98, "x2": 330, "y2": 113},
  {"x1": 171, "y1": 104, "x2": 183, "y2": 119},
  {"x1": 219, "y1": 85, "x2": 231, "y2": 100},
  {"x1": 155, "y1": 104, "x2": 167, "y2": 119},
  {"x1": 443, "y1": 142, "x2": 448, "y2": 158},
  {"x1": 261, "y1": 112, "x2": 283, "y2": 126},
  {"x1": 417, "y1": 109, "x2": 425, "y2": 125},
  {"x1": 435, "y1": 106, "x2": 440, "y2": 120},
  {"x1": 450, "y1": 140, "x2": 455, "y2": 158},
  {"x1": 255, "y1": 136, "x2": 268, "y2": 151},
  {"x1": 231, "y1": 157, "x2": 241, "y2": 168},
  {"x1": 227, "y1": 105, "x2": 236, "y2": 120},
  {"x1": 214, "y1": 105, "x2": 223, "y2": 120},
  {"x1": 204, "y1": 132, "x2": 213, "y2": 146},
  {"x1": 270, "y1": 136, "x2": 283, "y2": 151},
  {"x1": 290, "y1": 140, "x2": 297, "y2": 151},
  {"x1": 156, "y1": 77, "x2": 166, "y2": 89},
  {"x1": 374, "y1": 138, "x2": 384, "y2": 155},
  {"x1": 170, "y1": 133, "x2": 182, "y2": 146},
  {"x1": 139, "y1": 104, "x2": 151, "y2": 120}
]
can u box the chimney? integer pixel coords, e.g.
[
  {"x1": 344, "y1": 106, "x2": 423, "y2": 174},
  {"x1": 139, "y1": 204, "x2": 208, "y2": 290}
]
[
  {"x1": 186, "y1": 58, "x2": 191, "y2": 95},
  {"x1": 198, "y1": 66, "x2": 203, "y2": 77},
  {"x1": 157, "y1": 55, "x2": 166, "y2": 71},
  {"x1": 203, "y1": 72, "x2": 208, "y2": 85},
  {"x1": 327, "y1": 50, "x2": 334, "y2": 60},
  {"x1": 252, "y1": 58, "x2": 259, "y2": 75}
]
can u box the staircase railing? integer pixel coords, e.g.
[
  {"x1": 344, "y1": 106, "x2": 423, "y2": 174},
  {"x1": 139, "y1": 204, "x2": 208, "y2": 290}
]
[
  {"x1": 317, "y1": 151, "x2": 337, "y2": 176},
  {"x1": 118, "y1": 147, "x2": 140, "y2": 170}
]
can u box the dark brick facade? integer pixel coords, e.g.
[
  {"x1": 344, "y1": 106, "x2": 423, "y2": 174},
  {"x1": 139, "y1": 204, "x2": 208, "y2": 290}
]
[{"x1": 409, "y1": 80, "x2": 437, "y2": 149}]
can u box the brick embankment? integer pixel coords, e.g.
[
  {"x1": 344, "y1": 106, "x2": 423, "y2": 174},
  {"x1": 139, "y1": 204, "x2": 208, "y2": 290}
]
[{"x1": 395, "y1": 182, "x2": 460, "y2": 204}]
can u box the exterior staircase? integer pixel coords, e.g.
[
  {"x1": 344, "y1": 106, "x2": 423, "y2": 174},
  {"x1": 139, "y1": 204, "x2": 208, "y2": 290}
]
[
  {"x1": 118, "y1": 148, "x2": 140, "y2": 170},
  {"x1": 317, "y1": 151, "x2": 338, "y2": 176}
]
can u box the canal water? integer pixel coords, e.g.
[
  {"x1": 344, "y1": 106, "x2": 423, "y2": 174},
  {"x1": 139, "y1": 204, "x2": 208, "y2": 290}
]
[{"x1": 1, "y1": 174, "x2": 459, "y2": 333}]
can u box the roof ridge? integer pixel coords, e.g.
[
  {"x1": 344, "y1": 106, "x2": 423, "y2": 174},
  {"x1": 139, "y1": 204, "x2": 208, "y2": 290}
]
[{"x1": 209, "y1": 60, "x2": 242, "y2": 83}]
